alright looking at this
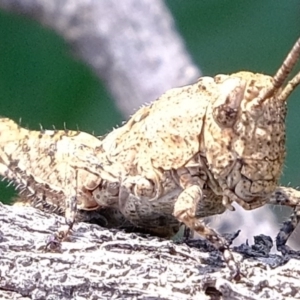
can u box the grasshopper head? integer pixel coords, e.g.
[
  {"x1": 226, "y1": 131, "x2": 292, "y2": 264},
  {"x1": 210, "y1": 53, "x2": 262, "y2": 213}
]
[{"x1": 203, "y1": 37, "x2": 300, "y2": 205}]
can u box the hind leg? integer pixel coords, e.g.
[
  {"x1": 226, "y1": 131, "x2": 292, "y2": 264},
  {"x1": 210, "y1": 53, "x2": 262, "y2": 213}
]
[
  {"x1": 49, "y1": 167, "x2": 81, "y2": 242},
  {"x1": 46, "y1": 192, "x2": 78, "y2": 246}
]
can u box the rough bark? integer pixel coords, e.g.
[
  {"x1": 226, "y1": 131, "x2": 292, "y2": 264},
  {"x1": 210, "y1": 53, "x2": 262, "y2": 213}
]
[
  {"x1": 0, "y1": 203, "x2": 299, "y2": 300},
  {"x1": 0, "y1": 0, "x2": 199, "y2": 117}
]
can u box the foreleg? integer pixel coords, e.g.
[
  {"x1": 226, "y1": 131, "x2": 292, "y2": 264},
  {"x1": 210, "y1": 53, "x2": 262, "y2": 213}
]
[
  {"x1": 173, "y1": 168, "x2": 240, "y2": 280},
  {"x1": 269, "y1": 186, "x2": 300, "y2": 255}
]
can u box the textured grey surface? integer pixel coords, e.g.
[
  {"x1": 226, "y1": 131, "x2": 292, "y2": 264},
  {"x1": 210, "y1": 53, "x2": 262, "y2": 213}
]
[{"x1": 0, "y1": 202, "x2": 300, "y2": 300}]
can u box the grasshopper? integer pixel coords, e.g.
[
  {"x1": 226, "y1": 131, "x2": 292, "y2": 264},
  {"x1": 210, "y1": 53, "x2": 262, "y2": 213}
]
[
  {"x1": 94, "y1": 37, "x2": 300, "y2": 278},
  {"x1": 2, "y1": 37, "x2": 300, "y2": 279}
]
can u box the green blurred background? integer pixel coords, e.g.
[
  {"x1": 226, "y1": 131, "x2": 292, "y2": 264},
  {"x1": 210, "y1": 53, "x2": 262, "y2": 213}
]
[{"x1": 0, "y1": 1, "x2": 299, "y2": 204}]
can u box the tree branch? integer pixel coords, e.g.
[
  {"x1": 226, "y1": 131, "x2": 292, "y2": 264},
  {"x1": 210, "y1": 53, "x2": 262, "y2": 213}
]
[
  {"x1": 0, "y1": 0, "x2": 200, "y2": 117},
  {"x1": 0, "y1": 203, "x2": 299, "y2": 299}
]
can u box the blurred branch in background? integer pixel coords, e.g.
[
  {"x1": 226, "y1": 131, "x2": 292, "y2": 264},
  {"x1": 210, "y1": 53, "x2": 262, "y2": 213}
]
[{"x1": 0, "y1": 0, "x2": 199, "y2": 117}]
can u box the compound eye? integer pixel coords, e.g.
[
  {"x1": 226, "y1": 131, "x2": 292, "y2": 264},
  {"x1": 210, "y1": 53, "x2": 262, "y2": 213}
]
[
  {"x1": 213, "y1": 102, "x2": 238, "y2": 127},
  {"x1": 212, "y1": 77, "x2": 246, "y2": 128}
]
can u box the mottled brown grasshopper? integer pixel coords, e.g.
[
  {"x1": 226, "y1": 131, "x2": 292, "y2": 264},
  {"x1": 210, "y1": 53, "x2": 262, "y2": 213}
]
[
  {"x1": 94, "y1": 36, "x2": 300, "y2": 278},
  {"x1": 1, "y1": 37, "x2": 300, "y2": 280}
]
